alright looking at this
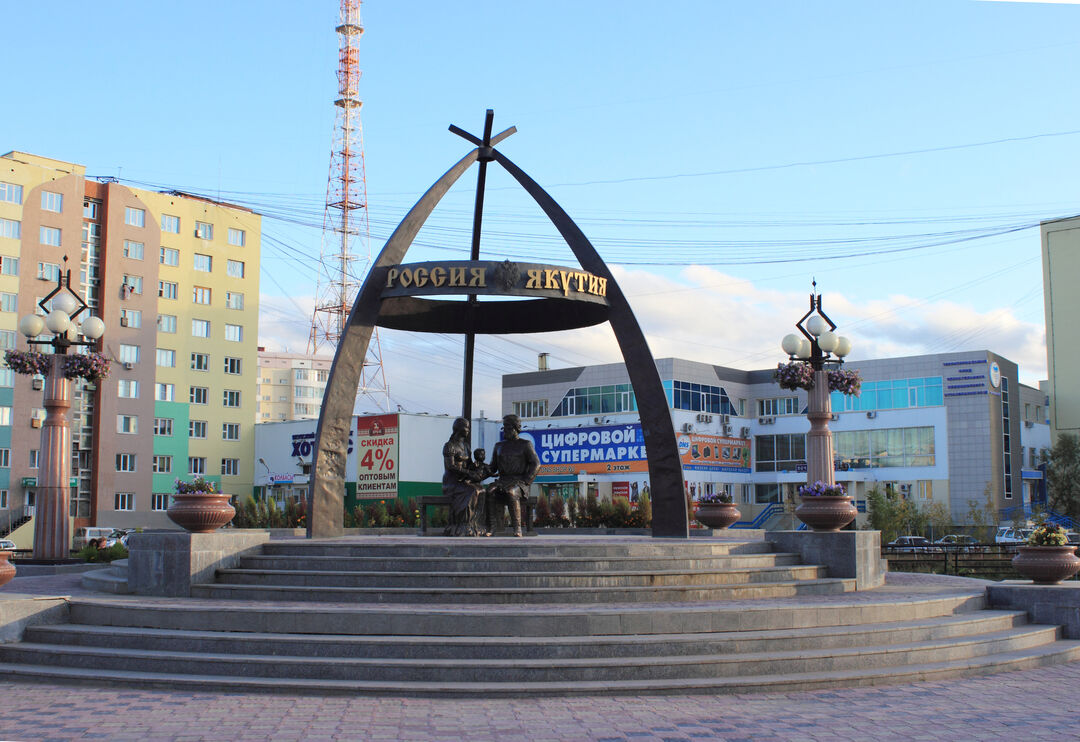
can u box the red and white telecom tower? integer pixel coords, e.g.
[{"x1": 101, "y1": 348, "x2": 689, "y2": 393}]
[{"x1": 309, "y1": 0, "x2": 388, "y2": 412}]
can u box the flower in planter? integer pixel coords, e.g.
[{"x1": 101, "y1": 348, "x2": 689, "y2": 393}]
[
  {"x1": 797, "y1": 480, "x2": 846, "y2": 498},
  {"x1": 4, "y1": 350, "x2": 52, "y2": 376},
  {"x1": 698, "y1": 492, "x2": 733, "y2": 504},
  {"x1": 1027, "y1": 522, "x2": 1069, "y2": 546},
  {"x1": 175, "y1": 476, "x2": 218, "y2": 495},
  {"x1": 62, "y1": 352, "x2": 110, "y2": 382}
]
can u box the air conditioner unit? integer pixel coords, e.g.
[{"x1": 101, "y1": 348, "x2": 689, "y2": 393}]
[
  {"x1": 1024, "y1": 420, "x2": 1034, "y2": 428},
  {"x1": 681, "y1": 423, "x2": 693, "y2": 433},
  {"x1": 31, "y1": 418, "x2": 42, "y2": 428},
  {"x1": 830, "y1": 413, "x2": 839, "y2": 421},
  {"x1": 31, "y1": 378, "x2": 43, "y2": 390},
  {"x1": 119, "y1": 316, "x2": 129, "y2": 327},
  {"x1": 594, "y1": 417, "x2": 602, "y2": 424},
  {"x1": 758, "y1": 417, "x2": 767, "y2": 425},
  {"x1": 123, "y1": 362, "x2": 134, "y2": 370},
  {"x1": 721, "y1": 414, "x2": 730, "y2": 424},
  {"x1": 866, "y1": 411, "x2": 877, "y2": 419},
  {"x1": 722, "y1": 424, "x2": 732, "y2": 435},
  {"x1": 899, "y1": 484, "x2": 911, "y2": 493},
  {"x1": 740, "y1": 426, "x2": 751, "y2": 438}
]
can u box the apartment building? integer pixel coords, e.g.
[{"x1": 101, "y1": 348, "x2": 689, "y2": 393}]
[
  {"x1": 256, "y1": 350, "x2": 332, "y2": 423},
  {"x1": 0, "y1": 151, "x2": 260, "y2": 534}
]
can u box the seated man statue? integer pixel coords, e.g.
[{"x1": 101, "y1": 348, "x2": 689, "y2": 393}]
[{"x1": 485, "y1": 414, "x2": 540, "y2": 537}]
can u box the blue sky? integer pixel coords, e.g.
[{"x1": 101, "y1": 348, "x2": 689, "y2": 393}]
[{"x1": 4, "y1": 1, "x2": 1080, "y2": 414}]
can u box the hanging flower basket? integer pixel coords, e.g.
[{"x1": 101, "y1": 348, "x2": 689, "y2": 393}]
[
  {"x1": 4, "y1": 350, "x2": 51, "y2": 376},
  {"x1": 775, "y1": 362, "x2": 862, "y2": 396},
  {"x1": 62, "y1": 352, "x2": 110, "y2": 382}
]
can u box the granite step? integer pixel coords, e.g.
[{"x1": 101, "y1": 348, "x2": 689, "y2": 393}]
[
  {"x1": 212, "y1": 564, "x2": 827, "y2": 590},
  {"x1": 256, "y1": 539, "x2": 775, "y2": 559},
  {"x1": 188, "y1": 576, "x2": 855, "y2": 604},
  {"x1": 22, "y1": 610, "x2": 1030, "y2": 660},
  {"x1": 0, "y1": 641, "x2": 1077, "y2": 697}
]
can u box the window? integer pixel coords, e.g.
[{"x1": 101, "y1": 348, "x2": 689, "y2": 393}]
[
  {"x1": 224, "y1": 324, "x2": 243, "y2": 342},
  {"x1": 189, "y1": 420, "x2": 207, "y2": 439},
  {"x1": 192, "y1": 286, "x2": 211, "y2": 305},
  {"x1": 224, "y1": 357, "x2": 242, "y2": 375},
  {"x1": 513, "y1": 400, "x2": 548, "y2": 418},
  {"x1": 317, "y1": 369, "x2": 329, "y2": 383},
  {"x1": 191, "y1": 352, "x2": 209, "y2": 371},
  {"x1": 37, "y1": 262, "x2": 60, "y2": 281},
  {"x1": 553, "y1": 382, "x2": 639, "y2": 417},
  {"x1": 0, "y1": 490, "x2": 6, "y2": 509},
  {"x1": 117, "y1": 379, "x2": 139, "y2": 398},
  {"x1": 119, "y1": 308, "x2": 141, "y2": 328},
  {"x1": 84, "y1": 198, "x2": 100, "y2": 219},
  {"x1": 124, "y1": 207, "x2": 145, "y2": 227},
  {"x1": 153, "y1": 417, "x2": 173, "y2": 436},
  {"x1": 117, "y1": 415, "x2": 138, "y2": 434},
  {"x1": 193, "y1": 253, "x2": 212, "y2": 272},
  {"x1": 159, "y1": 247, "x2": 179, "y2": 266},
  {"x1": 157, "y1": 314, "x2": 177, "y2": 333},
  {"x1": 228, "y1": 228, "x2": 245, "y2": 246},
  {"x1": 115, "y1": 492, "x2": 135, "y2": 511},
  {"x1": 115, "y1": 453, "x2": 137, "y2": 472},
  {"x1": 122, "y1": 275, "x2": 142, "y2": 294},
  {"x1": 118, "y1": 344, "x2": 139, "y2": 364},
  {"x1": 151, "y1": 493, "x2": 171, "y2": 511},
  {"x1": 0, "y1": 449, "x2": 8, "y2": 467},
  {"x1": 754, "y1": 434, "x2": 806, "y2": 473},
  {"x1": 221, "y1": 458, "x2": 240, "y2": 476},
  {"x1": 192, "y1": 319, "x2": 210, "y2": 338},
  {"x1": 0, "y1": 368, "x2": 12, "y2": 387},
  {"x1": 758, "y1": 397, "x2": 800, "y2": 417},
  {"x1": 188, "y1": 457, "x2": 206, "y2": 475},
  {"x1": 0, "y1": 256, "x2": 17, "y2": 274},
  {"x1": 0, "y1": 293, "x2": 16, "y2": 313},
  {"x1": 222, "y1": 422, "x2": 240, "y2": 440},
  {"x1": 190, "y1": 386, "x2": 208, "y2": 405},
  {"x1": 159, "y1": 280, "x2": 178, "y2": 299},
  {"x1": 156, "y1": 348, "x2": 175, "y2": 367},
  {"x1": 295, "y1": 403, "x2": 315, "y2": 416},
  {"x1": 225, "y1": 291, "x2": 244, "y2": 310},
  {"x1": 122, "y1": 240, "x2": 144, "y2": 260},
  {"x1": 226, "y1": 260, "x2": 245, "y2": 278},
  {"x1": 223, "y1": 390, "x2": 241, "y2": 407},
  {"x1": 40, "y1": 191, "x2": 62, "y2": 212},
  {"x1": 833, "y1": 427, "x2": 936, "y2": 469},
  {"x1": 28, "y1": 449, "x2": 38, "y2": 469},
  {"x1": 155, "y1": 383, "x2": 174, "y2": 402},
  {"x1": 152, "y1": 455, "x2": 172, "y2": 473},
  {"x1": 0, "y1": 218, "x2": 20, "y2": 240},
  {"x1": 0, "y1": 407, "x2": 10, "y2": 426},
  {"x1": 294, "y1": 385, "x2": 315, "y2": 398},
  {"x1": 830, "y1": 377, "x2": 944, "y2": 413},
  {"x1": 195, "y1": 221, "x2": 213, "y2": 240},
  {"x1": 0, "y1": 331, "x2": 14, "y2": 350},
  {"x1": 295, "y1": 369, "x2": 309, "y2": 382},
  {"x1": 161, "y1": 214, "x2": 180, "y2": 234},
  {"x1": 0, "y1": 182, "x2": 22, "y2": 204}
]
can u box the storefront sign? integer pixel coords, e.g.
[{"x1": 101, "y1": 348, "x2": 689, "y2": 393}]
[
  {"x1": 676, "y1": 433, "x2": 751, "y2": 473},
  {"x1": 355, "y1": 414, "x2": 399, "y2": 499},
  {"x1": 611, "y1": 481, "x2": 631, "y2": 499},
  {"x1": 525, "y1": 424, "x2": 649, "y2": 476}
]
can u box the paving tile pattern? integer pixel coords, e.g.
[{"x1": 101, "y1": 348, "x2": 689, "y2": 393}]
[{"x1": 0, "y1": 662, "x2": 1078, "y2": 741}]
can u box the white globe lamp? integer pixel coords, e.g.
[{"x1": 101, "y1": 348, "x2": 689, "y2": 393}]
[
  {"x1": 18, "y1": 314, "x2": 45, "y2": 338},
  {"x1": 80, "y1": 316, "x2": 105, "y2": 340},
  {"x1": 817, "y1": 331, "x2": 839, "y2": 353},
  {"x1": 834, "y1": 336, "x2": 852, "y2": 358},
  {"x1": 44, "y1": 310, "x2": 71, "y2": 334},
  {"x1": 805, "y1": 315, "x2": 828, "y2": 337},
  {"x1": 50, "y1": 292, "x2": 79, "y2": 316}
]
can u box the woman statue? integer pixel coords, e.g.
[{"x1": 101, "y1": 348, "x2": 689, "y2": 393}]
[{"x1": 442, "y1": 417, "x2": 486, "y2": 536}]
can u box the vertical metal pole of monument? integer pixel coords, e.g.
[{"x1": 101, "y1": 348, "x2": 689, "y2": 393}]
[
  {"x1": 461, "y1": 109, "x2": 495, "y2": 434},
  {"x1": 806, "y1": 364, "x2": 835, "y2": 488},
  {"x1": 34, "y1": 355, "x2": 72, "y2": 560}
]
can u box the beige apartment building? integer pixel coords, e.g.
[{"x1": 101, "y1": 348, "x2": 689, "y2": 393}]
[{"x1": 257, "y1": 350, "x2": 332, "y2": 423}]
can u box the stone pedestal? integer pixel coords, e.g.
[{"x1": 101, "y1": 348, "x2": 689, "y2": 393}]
[
  {"x1": 766, "y1": 530, "x2": 886, "y2": 590},
  {"x1": 127, "y1": 531, "x2": 270, "y2": 597}
]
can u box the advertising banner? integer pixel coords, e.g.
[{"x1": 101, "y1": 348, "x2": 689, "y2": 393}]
[
  {"x1": 677, "y1": 433, "x2": 751, "y2": 473},
  {"x1": 355, "y1": 414, "x2": 399, "y2": 499},
  {"x1": 523, "y1": 423, "x2": 648, "y2": 476},
  {"x1": 611, "y1": 481, "x2": 631, "y2": 499}
]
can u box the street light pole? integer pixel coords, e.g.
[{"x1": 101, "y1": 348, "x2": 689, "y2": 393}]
[
  {"x1": 780, "y1": 284, "x2": 852, "y2": 489},
  {"x1": 17, "y1": 258, "x2": 104, "y2": 560}
]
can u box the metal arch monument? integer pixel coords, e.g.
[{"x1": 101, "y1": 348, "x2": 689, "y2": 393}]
[{"x1": 308, "y1": 111, "x2": 689, "y2": 539}]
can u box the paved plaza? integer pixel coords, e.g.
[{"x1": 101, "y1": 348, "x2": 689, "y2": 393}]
[{"x1": 0, "y1": 661, "x2": 1078, "y2": 741}]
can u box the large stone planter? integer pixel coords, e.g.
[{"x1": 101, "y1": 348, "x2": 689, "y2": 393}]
[
  {"x1": 695, "y1": 502, "x2": 741, "y2": 530},
  {"x1": 0, "y1": 551, "x2": 15, "y2": 588},
  {"x1": 167, "y1": 493, "x2": 236, "y2": 534},
  {"x1": 795, "y1": 495, "x2": 857, "y2": 532},
  {"x1": 1012, "y1": 545, "x2": 1080, "y2": 585}
]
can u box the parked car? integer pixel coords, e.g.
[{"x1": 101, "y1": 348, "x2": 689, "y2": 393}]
[
  {"x1": 73, "y1": 526, "x2": 115, "y2": 551},
  {"x1": 934, "y1": 534, "x2": 980, "y2": 551},
  {"x1": 1068, "y1": 532, "x2": 1080, "y2": 546},
  {"x1": 994, "y1": 527, "x2": 1033, "y2": 545},
  {"x1": 0, "y1": 538, "x2": 16, "y2": 551},
  {"x1": 887, "y1": 536, "x2": 935, "y2": 552}
]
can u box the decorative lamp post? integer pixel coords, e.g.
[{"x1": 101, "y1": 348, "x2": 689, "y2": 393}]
[
  {"x1": 779, "y1": 282, "x2": 853, "y2": 492},
  {"x1": 14, "y1": 258, "x2": 105, "y2": 560}
]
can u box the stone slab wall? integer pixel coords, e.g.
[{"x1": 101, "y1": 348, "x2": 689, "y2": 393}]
[
  {"x1": 0, "y1": 596, "x2": 68, "y2": 643},
  {"x1": 765, "y1": 530, "x2": 886, "y2": 590},
  {"x1": 987, "y1": 583, "x2": 1080, "y2": 639},
  {"x1": 127, "y1": 531, "x2": 270, "y2": 597}
]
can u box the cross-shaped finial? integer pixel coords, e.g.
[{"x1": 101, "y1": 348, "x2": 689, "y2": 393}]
[{"x1": 449, "y1": 109, "x2": 517, "y2": 159}]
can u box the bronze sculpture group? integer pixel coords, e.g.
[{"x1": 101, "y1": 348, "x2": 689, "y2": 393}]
[{"x1": 442, "y1": 414, "x2": 539, "y2": 537}]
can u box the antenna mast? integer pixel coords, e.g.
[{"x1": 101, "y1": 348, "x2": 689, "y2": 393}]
[{"x1": 309, "y1": 0, "x2": 389, "y2": 412}]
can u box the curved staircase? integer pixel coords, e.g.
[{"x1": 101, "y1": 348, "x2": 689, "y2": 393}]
[{"x1": 0, "y1": 535, "x2": 1077, "y2": 696}]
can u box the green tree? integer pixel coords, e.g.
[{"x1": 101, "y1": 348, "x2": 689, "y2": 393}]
[
  {"x1": 966, "y1": 483, "x2": 996, "y2": 543},
  {"x1": 923, "y1": 502, "x2": 953, "y2": 541},
  {"x1": 866, "y1": 486, "x2": 902, "y2": 542},
  {"x1": 1047, "y1": 433, "x2": 1080, "y2": 522}
]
